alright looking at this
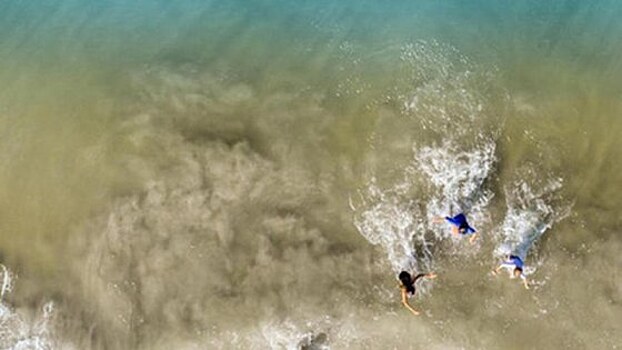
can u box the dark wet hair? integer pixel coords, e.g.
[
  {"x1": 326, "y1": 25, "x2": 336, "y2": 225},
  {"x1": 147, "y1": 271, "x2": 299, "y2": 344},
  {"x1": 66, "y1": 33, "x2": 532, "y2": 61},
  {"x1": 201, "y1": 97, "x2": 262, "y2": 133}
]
[
  {"x1": 458, "y1": 222, "x2": 469, "y2": 233},
  {"x1": 514, "y1": 267, "x2": 523, "y2": 275},
  {"x1": 399, "y1": 271, "x2": 416, "y2": 294}
]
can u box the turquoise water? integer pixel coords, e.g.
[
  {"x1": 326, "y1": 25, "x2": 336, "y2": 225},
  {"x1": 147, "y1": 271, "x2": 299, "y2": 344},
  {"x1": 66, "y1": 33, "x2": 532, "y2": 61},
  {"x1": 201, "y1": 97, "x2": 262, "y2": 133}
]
[{"x1": 0, "y1": 1, "x2": 621, "y2": 349}]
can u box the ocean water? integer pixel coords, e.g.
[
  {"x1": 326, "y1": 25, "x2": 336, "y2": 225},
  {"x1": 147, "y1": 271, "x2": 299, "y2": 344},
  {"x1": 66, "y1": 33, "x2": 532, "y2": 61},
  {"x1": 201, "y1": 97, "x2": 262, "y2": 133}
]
[{"x1": 0, "y1": 1, "x2": 621, "y2": 349}]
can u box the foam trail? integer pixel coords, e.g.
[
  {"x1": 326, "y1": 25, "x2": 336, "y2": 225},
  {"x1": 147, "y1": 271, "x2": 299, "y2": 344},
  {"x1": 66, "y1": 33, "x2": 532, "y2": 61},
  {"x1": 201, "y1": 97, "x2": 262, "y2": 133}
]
[
  {"x1": 400, "y1": 41, "x2": 498, "y2": 240},
  {"x1": 0, "y1": 264, "x2": 15, "y2": 301},
  {"x1": 352, "y1": 177, "x2": 430, "y2": 273},
  {"x1": 415, "y1": 140, "x2": 496, "y2": 239},
  {"x1": 0, "y1": 265, "x2": 58, "y2": 350},
  {"x1": 399, "y1": 40, "x2": 503, "y2": 141},
  {"x1": 352, "y1": 42, "x2": 497, "y2": 271},
  {"x1": 495, "y1": 178, "x2": 569, "y2": 273},
  {"x1": 258, "y1": 320, "x2": 330, "y2": 350},
  {"x1": 351, "y1": 140, "x2": 496, "y2": 278}
]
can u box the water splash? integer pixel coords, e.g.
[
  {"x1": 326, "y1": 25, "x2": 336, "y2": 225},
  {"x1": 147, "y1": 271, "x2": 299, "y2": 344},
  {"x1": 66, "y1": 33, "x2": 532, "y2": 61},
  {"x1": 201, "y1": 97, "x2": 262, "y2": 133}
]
[
  {"x1": 0, "y1": 264, "x2": 15, "y2": 301},
  {"x1": 351, "y1": 177, "x2": 429, "y2": 273},
  {"x1": 351, "y1": 140, "x2": 496, "y2": 276},
  {"x1": 415, "y1": 139, "x2": 496, "y2": 238},
  {"x1": 258, "y1": 320, "x2": 330, "y2": 350},
  {"x1": 494, "y1": 176, "x2": 570, "y2": 275},
  {"x1": 400, "y1": 41, "x2": 500, "y2": 240},
  {"x1": 353, "y1": 41, "x2": 498, "y2": 273},
  {"x1": 0, "y1": 265, "x2": 57, "y2": 350}
]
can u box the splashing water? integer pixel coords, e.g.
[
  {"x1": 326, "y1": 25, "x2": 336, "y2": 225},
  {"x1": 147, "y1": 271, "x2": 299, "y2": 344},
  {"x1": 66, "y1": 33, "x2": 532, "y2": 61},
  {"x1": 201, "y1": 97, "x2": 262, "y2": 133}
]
[
  {"x1": 353, "y1": 42, "x2": 498, "y2": 273},
  {"x1": 494, "y1": 177, "x2": 569, "y2": 275},
  {"x1": 351, "y1": 177, "x2": 429, "y2": 273},
  {"x1": 351, "y1": 139, "x2": 496, "y2": 278},
  {"x1": 400, "y1": 42, "x2": 500, "y2": 242},
  {"x1": 0, "y1": 264, "x2": 15, "y2": 301},
  {"x1": 415, "y1": 139, "x2": 496, "y2": 238},
  {"x1": 0, "y1": 265, "x2": 58, "y2": 350},
  {"x1": 257, "y1": 320, "x2": 331, "y2": 350}
]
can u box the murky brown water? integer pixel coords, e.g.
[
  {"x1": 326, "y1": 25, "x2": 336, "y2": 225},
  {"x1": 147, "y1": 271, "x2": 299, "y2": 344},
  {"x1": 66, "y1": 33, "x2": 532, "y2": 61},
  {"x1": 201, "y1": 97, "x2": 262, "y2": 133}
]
[{"x1": 0, "y1": 1, "x2": 621, "y2": 349}]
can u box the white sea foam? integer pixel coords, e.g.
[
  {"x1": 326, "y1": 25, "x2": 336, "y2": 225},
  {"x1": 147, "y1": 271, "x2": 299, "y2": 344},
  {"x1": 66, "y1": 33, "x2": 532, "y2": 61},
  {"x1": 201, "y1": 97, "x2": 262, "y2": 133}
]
[
  {"x1": 0, "y1": 264, "x2": 15, "y2": 301},
  {"x1": 203, "y1": 318, "x2": 334, "y2": 349},
  {"x1": 494, "y1": 176, "x2": 570, "y2": 275},
  {"x1": 0, "y1": 265, "x2": 58, "y2": 350},
  {"x1": 258, "y1": 320, "x2": 330, "y2": 350},
  {"x1": 352, "y1": 177, "x2": 429, "y2": 273},
  {"x1": 352, "y1": 139, "x2": 496, "y2": 278},
  {"x1": 353, "y1": 41, "x2": 498, "y2": 273},
  {"x1": 415, "y1": 139, "x2": 496, "y2": 239}
]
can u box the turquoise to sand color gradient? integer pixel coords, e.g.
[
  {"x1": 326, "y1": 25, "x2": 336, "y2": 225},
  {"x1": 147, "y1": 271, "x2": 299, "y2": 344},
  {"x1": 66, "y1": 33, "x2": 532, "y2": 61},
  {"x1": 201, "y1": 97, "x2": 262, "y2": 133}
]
[{"x1": 0, "y1": 1, "x2": 621, "y2": 349}]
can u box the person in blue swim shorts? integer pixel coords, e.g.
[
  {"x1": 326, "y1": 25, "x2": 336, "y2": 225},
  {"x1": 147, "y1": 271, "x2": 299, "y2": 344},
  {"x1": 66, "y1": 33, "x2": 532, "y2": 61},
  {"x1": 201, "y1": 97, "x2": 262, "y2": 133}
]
[
  {"x1": 435, "y1": 213, "x2": 478, "y2": 244},
  {"x1": 492, "y1": 255, "x2": 530, "y2": 289}
]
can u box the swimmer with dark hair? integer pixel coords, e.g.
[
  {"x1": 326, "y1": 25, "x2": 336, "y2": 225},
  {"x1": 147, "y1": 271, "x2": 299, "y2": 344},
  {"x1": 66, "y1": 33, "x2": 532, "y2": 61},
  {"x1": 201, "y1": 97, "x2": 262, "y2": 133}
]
[
  {"x1": 434, "y1": 213, "x2": 478, "y2": 244},
  {"x1": 492, "y1": 255, "x2": 530, "y2": 289},
  {"x1": 397, "y1": 270, "x2": 437, "y2": 315}
]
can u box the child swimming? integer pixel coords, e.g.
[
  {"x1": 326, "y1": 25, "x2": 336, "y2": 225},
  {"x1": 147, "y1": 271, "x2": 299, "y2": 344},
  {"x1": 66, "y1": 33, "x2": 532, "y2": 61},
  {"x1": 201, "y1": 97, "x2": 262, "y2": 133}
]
[
  {"x1": 491, "y1": 255, "x2": 530, "y2": 289},
  {"x1": 397, "y1": 270, "x2": 437, "y2": 315},
  {"x1": 435, "y1": 213, "x2": 478, "y2": 244}
]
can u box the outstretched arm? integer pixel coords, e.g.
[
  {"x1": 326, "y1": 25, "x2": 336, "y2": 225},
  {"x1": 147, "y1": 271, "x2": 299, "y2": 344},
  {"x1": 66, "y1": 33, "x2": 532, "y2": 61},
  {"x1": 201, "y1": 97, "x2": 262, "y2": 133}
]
[
  {"x1": 400, "y1": 287, "x2": 419, "y2": 316},
  {"x1": 412, "y1": 272, "x2": 437, "y2": 283},
  {"x1": 412, "y1": 273, "x2": 426, "y2": 283}
]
